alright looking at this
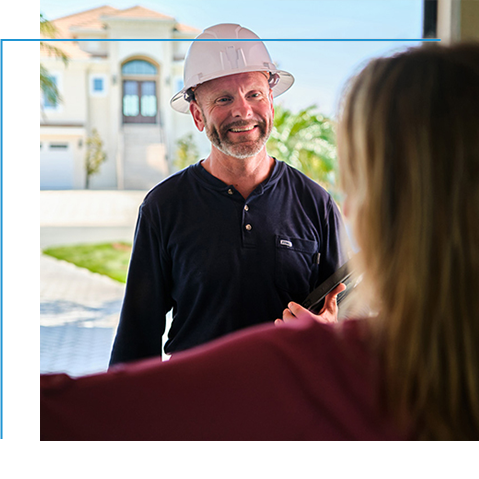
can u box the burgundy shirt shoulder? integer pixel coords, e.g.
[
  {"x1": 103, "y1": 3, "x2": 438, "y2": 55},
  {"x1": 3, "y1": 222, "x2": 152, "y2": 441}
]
[{"x1": 41, "y1": 317, "x2": 411, "y2": 440}]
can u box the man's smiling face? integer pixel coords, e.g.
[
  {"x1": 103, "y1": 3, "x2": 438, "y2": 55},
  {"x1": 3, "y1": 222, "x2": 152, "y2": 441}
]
[{"x1": 190, "y1": 71, "x2": 274, "y2": 159}]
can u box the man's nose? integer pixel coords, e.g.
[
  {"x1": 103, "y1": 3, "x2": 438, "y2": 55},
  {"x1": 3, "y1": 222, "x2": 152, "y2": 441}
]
[{"x1": 230, "y1": 96, "x2": 253, "y2": 118}]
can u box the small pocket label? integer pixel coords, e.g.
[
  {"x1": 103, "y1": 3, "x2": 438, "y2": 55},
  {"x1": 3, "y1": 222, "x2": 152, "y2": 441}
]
[{"x1": 280, "y1": 239, "x2": 293, "y2": 248}]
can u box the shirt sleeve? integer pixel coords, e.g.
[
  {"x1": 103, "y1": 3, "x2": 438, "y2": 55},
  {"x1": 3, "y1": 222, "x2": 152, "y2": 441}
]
[
  {"x1": 316, "y1": 196, "x2": 350, "y2": 287},
  {"x1": 41, "y1": 319, "x2": 398, "y2": 441},
  {"x1": 109, "y1": 204, "x2": 172, "y2": 366}
]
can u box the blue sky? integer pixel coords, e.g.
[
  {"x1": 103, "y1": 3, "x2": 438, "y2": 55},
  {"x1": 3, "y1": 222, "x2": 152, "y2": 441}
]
[{"x1": 40, "y1": 0, "x2": 426, "y2": 115}]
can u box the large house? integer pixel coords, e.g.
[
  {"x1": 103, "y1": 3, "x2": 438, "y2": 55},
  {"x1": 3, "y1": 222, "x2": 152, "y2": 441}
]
[{"x1": 40, "y1": 5, "x2": 207, "y2": 190}]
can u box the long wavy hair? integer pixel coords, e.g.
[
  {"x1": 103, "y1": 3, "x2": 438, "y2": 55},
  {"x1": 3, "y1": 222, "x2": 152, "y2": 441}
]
[{"x1": 338, "y1": 43, "x2": 479, "y2": 440}]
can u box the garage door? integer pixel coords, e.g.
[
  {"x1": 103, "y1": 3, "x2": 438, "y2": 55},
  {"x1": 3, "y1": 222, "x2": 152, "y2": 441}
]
[{"x1": 40, "y1": 142, "x2": 74, "y2": 190}]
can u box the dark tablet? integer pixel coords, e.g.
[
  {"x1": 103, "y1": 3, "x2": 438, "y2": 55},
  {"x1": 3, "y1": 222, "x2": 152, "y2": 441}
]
[{"x1": 302, "y1": 257, "x2": 358, "y2": 313}]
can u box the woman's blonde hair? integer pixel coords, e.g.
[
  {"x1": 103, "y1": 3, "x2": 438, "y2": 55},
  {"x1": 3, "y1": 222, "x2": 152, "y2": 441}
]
[{"x1": 338, "y1": 43, "x2": 479, "y2": 440}]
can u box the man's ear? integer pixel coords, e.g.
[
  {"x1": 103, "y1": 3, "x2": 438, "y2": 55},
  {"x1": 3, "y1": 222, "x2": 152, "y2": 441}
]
[
  {"x1": 189, "y1": 101, "x2": 205, "y2": 132},
  {"x1": 269, "y1": 90, "x2": 274, "y2": 119}
]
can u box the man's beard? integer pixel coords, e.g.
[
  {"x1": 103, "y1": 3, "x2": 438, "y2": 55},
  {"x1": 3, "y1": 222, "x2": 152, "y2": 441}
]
[{"x1": 204, "y1": 117, "x2": 272, "y2": 159}]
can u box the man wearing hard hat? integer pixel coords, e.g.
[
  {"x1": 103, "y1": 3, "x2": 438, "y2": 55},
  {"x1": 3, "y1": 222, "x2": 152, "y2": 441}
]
[{"x1": 109, "y1": 24, "x2": 346, "y2": 366}]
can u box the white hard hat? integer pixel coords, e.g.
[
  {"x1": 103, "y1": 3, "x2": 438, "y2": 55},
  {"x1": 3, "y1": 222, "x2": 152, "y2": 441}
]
[{"x1": 170, "y1": 23, "x2": 295, "y2": 113}]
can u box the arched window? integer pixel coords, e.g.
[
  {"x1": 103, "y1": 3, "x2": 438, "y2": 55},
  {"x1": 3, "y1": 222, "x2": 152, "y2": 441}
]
[
  {"x1": 122, "y1": 59, "x2": 158, "y2": 124},
  {"x1": 122, "y1": 60, "x2": 158, "y2": 76}
]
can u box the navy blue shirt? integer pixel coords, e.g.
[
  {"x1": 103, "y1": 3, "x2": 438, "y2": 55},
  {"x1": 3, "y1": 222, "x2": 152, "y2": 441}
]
[{"x1": 109, "y1": 160, "x2": 346, "y2": 364}]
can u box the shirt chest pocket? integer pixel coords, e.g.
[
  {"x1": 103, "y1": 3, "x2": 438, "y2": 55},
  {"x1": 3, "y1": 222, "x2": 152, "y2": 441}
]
[{"x1": 275, "y1": 235, "x2": 319, "y2": 296}]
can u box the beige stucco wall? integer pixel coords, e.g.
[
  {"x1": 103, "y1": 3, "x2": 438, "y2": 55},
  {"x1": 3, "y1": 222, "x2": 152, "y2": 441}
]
[
  {"x1": 41, "y1": 55, "x2": 119, "y2": 189},
  {"x1": 41, "y1": 16, "x2": 199, "y2": 189},
  {"x1": 460, "y1": 0, "x2": 479, "y2": 41},
  {"x1": 437, "y1": 0, "x2": 479, "y2": 43},
  {"x1": 40, "y1": 128, "x2": 87, "y2": 189},
  {"x1": 86, "y1": 60, "x2": 117, "y2": 188},
  {"x1": 41, "y1": 58, "x2": 88, "y2": 124}
]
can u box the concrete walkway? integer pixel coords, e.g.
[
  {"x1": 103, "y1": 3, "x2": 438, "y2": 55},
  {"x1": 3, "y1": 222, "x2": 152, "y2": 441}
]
[
  {"x1": 40, "y1": 254, "x2": 125, "y2": 377},
  {"x1": 40, "y1": 190, "x2": 146, "y2": 377}
]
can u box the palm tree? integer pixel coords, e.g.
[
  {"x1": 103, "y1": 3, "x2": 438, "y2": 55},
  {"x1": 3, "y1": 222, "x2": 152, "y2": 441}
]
[
  {"x1": 40, "y1": 13, "x2": 68, "y2": 108},
  {"x1": 266, "y1": 104, "x2": 341, "y2": 200},
  {"x1": 170, "y1": 103, "x2": 341, "y2": 200},
  {"x1": 174, "y1": 133, "x2": 200, "y2": 170}
]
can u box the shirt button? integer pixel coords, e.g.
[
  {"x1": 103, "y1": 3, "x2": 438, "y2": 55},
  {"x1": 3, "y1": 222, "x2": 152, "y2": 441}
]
[
  {"x1": 245, "y1": 224, "x2": 252, "y2": 231},
  {"x1": 244, "y1": 205, "x2": 249, "y2": 211},
  {"x1": 227, "y1": 188, "x2": 233, "y2": 195}
]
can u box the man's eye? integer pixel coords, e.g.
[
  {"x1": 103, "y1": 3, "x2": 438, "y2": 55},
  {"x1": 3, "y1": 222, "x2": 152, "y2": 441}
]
[{"x1": 216, "y1": 97, "x2": 231, "y2": 103}]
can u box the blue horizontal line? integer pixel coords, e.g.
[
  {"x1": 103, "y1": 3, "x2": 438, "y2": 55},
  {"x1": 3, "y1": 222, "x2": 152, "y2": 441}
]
[{"x1": 5, "y1": 38, "x2": 439, "y2": 42}]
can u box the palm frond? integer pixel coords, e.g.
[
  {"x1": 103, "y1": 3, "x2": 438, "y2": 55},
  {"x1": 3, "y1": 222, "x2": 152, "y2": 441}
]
[{"x1": 267, "y1": 104, "x2": 341, "y2": 199}]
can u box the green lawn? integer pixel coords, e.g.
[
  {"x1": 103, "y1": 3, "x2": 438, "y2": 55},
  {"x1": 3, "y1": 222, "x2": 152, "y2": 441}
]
[{"x1": 43, "y1": 242, "x2": 132, "y2": 283}]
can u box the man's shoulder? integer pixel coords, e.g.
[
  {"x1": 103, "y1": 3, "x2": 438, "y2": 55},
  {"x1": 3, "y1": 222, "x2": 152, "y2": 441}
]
[
  {"x1": 143, "y1": 163, "x2": 199, "y2": 206},
  {"x1": 279, "y1": 161, "x2": 332, "y2": 200}
]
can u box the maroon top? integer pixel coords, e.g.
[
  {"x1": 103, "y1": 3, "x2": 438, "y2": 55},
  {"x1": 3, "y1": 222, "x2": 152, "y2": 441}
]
[{"x1": 40, "y1": 317, "x2": 411, "y2": 440}]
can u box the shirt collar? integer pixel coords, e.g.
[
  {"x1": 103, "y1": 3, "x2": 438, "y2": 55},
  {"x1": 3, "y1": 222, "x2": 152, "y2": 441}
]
[{"x1": 191, "y1": 158, "x2": 285, "y2": 196}]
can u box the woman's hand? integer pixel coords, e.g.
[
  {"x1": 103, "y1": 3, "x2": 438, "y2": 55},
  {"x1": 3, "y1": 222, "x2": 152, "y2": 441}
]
[{"x1": 275, "y1": 283, "x2": 347, "y2": 325}]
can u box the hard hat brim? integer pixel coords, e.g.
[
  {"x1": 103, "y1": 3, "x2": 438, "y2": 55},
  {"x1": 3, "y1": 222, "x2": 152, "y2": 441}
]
[{"x1": 170, "y1": 69, "x2": 295, "y2": 114}]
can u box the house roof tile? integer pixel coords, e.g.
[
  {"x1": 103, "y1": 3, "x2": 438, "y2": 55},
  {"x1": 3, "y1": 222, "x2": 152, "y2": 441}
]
[
  {"x1": 40, "y1": 40, "x2": 92, "y2": 60},
  {"x1": 175, "y1": 23, "x2": 201, "y2": 33},
  {"x1": 102, "y1": 5, "x2": 175, "y2": 21},
  {"x1": 52, "y1": 6, "x2": 118, "y2": 38},
  {"x1": 50, "y1": 5, "x2": 196, "y2": 39}
]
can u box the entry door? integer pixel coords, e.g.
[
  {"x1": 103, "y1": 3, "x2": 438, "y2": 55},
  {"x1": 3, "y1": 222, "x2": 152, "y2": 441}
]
[{"x1": 122, "y1": 80, "x2": 157, "y2": 124}]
